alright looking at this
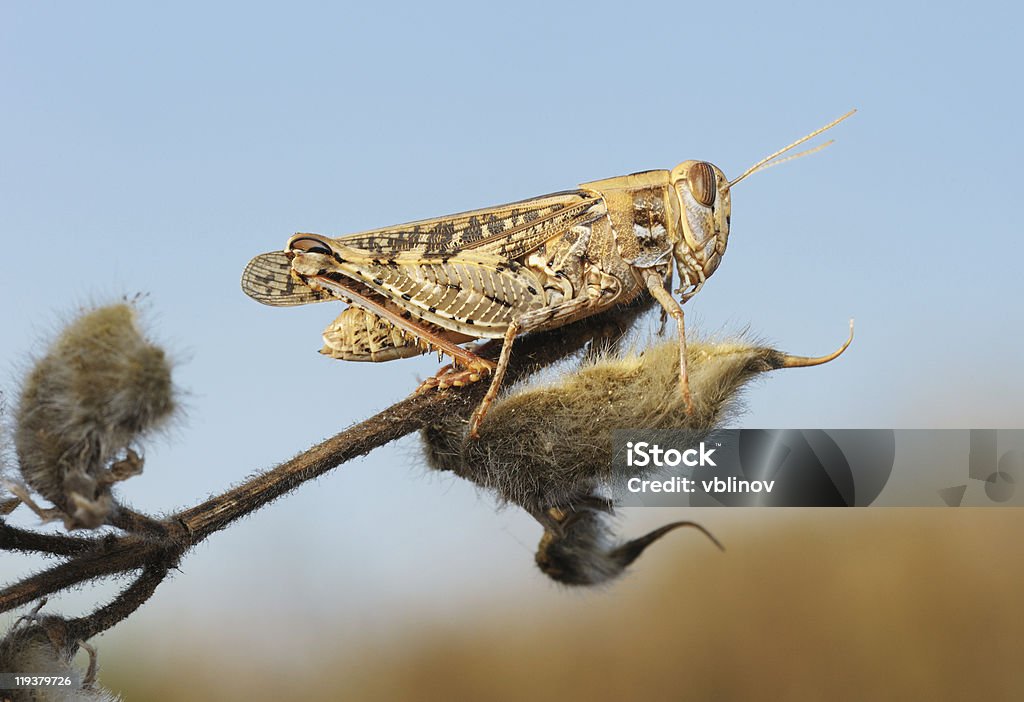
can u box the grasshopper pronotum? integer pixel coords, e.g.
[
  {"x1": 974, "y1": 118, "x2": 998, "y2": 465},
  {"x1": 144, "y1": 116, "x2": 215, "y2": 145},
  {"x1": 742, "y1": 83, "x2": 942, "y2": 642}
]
[{"x1": 243, "y1": 111, "x2": 855, "y2": 435}]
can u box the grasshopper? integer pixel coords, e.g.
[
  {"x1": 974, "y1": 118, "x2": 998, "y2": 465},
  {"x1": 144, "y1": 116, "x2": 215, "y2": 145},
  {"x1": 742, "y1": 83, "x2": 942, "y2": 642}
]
[{"x1": 242, "y1": 111, "x2": 854, "y2": 436}]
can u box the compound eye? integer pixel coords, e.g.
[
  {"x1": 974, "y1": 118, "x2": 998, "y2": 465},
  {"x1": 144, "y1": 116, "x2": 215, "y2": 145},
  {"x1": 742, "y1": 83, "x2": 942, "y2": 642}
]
[
  {"x1": 290, "y1": 237, "x2": 332, "y2": 255},
  {"x1": 687, "y1": 161, "x2": 717, "y2": 208}
]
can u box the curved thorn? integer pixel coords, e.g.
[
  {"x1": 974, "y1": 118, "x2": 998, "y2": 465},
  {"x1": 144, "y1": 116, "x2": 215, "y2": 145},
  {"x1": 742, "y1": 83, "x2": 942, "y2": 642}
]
[
  {"x1": 610, "y1": 520, "x2": 725, "y2": 568},
  {"x1": 778, "y1": 318, "x2": 854, "y2": 368}
]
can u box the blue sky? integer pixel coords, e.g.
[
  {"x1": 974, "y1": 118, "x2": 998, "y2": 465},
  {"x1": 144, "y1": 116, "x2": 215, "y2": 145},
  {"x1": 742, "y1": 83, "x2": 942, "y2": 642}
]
[{"x1": 1, "y1": 0, "x2": 1021, "y2": 660}]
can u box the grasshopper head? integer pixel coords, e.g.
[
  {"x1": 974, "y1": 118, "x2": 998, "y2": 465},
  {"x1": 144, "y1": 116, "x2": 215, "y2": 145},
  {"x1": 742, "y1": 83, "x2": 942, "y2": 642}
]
[
  {"x1": 668, "y1": 160, "x2": 731, "y2": 297},
  {"x1": 664, "y1": 110, "x2": 856, "y2": 300}
]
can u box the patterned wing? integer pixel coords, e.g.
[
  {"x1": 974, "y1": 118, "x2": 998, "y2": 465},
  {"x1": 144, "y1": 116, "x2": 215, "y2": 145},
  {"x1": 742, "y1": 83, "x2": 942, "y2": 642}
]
[
  {"x1": 332, "y1": 190, "x2": 606, "y2": 260},
  {"x1": 242, "y1": 251, "x2": 333, "y2": 306}
]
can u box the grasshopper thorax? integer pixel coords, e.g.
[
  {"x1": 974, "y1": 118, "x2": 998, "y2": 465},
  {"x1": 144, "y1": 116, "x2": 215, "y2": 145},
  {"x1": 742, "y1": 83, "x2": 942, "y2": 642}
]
[{"x1": 668, "y1": 160, "x2": 731, "y2": 299}]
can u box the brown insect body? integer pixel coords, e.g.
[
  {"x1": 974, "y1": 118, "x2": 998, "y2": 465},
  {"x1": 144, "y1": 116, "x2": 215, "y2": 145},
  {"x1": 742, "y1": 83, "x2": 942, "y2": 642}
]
[
  {"x1": 245, "y1": 167, "x2": 721, "y2": 351},
  {"x1": 241, "y1": 112, "x2": 853, "y2": 434}
]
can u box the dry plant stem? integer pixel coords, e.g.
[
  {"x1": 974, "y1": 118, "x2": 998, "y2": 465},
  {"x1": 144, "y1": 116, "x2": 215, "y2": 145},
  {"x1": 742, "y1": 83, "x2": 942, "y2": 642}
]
[
  {"x1": 106, "y1": 504, "x2": 174, "y2": 540},
  {"x1": 0, "y1": 522, "x2": 100, "y2": 557},
  {"x1": 0, "y1": 304, "x2": 646, "y2": 619},
  {"x1": 0, "y1": 540, "x2": 157, "y2": 613},
  {"x1": 63, "y1": 564, "x2": 171, "y2": 643},
  {"x1": 174, "y1": 389, "x2": 477, "y2": 539}
]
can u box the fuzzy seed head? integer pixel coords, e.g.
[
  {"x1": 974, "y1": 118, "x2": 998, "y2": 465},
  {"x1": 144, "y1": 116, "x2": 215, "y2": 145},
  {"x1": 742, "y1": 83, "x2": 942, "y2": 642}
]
[
  {"x1": 424, "y1": 326, "x2": 843, "y2": 585},
  {"x1": 535, "y1": 509, "x2": 624, "y2": 586},
  {"x1": 424, "y1": 336, "x2": 785, "y2": 515},
  {"x1": 13, "y1": 304, "x2": 176, "y2": 529}
]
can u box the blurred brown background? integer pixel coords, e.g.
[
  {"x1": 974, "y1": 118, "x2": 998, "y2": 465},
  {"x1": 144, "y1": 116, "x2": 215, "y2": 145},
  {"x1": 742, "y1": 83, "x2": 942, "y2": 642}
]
[{"x1": 100, "y1": 510, "x2": 1023, "y2": 701}]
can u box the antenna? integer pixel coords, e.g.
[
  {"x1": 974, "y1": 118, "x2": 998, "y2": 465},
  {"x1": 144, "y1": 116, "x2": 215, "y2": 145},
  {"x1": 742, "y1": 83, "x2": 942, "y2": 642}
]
[{"x1": 728, "y1": 109, "x2": 856, "y2": 188}]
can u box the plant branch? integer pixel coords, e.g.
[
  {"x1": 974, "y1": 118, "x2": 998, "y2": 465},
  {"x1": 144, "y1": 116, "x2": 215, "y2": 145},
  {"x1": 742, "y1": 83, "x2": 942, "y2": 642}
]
[
  {"x1": 0, "y1": 539, "x2": 154, "y2": 613},
  {"x1": 64, "y1": 563, "x2": 173, "y2": 643},
  {"x1": 1, "y1": 301, "x2": 650, "y2": 620},
  {"x1": 0, "y1": 521, "x2": 101, "y2": 557}
]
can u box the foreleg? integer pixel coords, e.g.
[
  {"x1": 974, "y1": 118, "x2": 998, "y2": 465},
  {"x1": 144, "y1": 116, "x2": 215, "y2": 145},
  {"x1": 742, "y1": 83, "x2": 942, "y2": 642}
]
[{"x1": 643, "y1": 269, "x2": 693, "y2": 414}]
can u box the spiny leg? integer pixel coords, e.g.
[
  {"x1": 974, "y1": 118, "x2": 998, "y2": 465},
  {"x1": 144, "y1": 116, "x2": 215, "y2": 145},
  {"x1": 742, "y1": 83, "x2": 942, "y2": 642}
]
[
  {"x1": 417, "y1": 338, "x2": 504, "y2": 392},
  {"x1": 467, "y1": 289, "x2": 609, "y2": 437},
  {"x1": 417, "y1": 359, "x2": 492, "y2": 392},
  {"x1": 465, "y1": 293, "x2": 618, "y2": 437},
  {"x1": 644, "y1": 270, "x2": 693, "y2": 413},
  {"x1": 469, "y1": 320, "x2": 521, "y2": 439},
  {"x1": 657, "y1": 267, "x2": 673, "y2": 335},
  {"x1": 307, "y1": 273, "x2": 496, "y2": 389}
]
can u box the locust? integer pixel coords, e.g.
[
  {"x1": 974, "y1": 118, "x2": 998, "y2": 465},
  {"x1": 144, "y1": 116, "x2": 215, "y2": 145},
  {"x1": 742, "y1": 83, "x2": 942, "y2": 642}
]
[{"x1": 242, "y1": 111, "x2": 855, "y2": 436}]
